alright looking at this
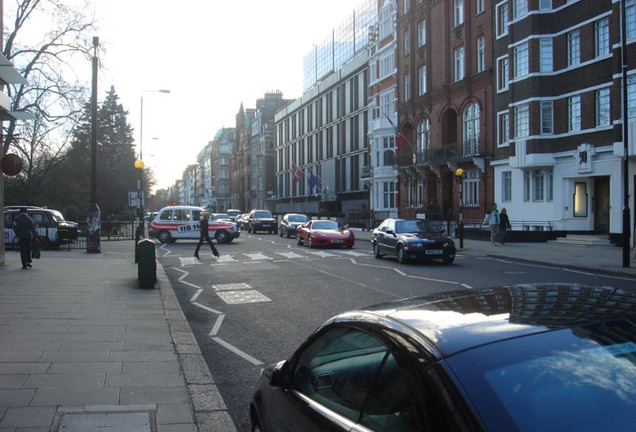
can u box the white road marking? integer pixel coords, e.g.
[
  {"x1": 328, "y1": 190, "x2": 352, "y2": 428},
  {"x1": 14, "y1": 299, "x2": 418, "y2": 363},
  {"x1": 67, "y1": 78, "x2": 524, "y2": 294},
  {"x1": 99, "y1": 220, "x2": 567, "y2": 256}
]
[
  {"x1": 192, "y1": 302, "x2": 223, "y2": 315},
  {"x1": 215, "y1": 255, "x2": 237, "y2": 262},
  {"x1": 216, "y1": 290, "x2": 271, "y2": 305},
  {"x1": 180, "y1": 257, "x2": 201, "y2": 266},
  {"x1": 173, "y1": 268, "x2": 201, "y2": 289},
  {"x1": 212, "y1": 337, "x2": 263, "y2": 365},
  {"x1": 209, "y1": 314, "x2": 225, "y2": 336},
  {"x1": 275, "y1": 252, "x2": 306, "y2": 259},
  {"x1": 213, "y1": 283, "x2": 252, "y2": 291},
  {"x1": 306, "y1": 251, "x2": 338, "y2": 258},
  {"x1": 336, "y1": 250, "x2": 370, "y2": 257},
  {"x1": 190, "y1": 288, "x2": 204, "y2": 302},
  {"x1": 245, "y1": 253, "x2": 273, "y2": 260}
]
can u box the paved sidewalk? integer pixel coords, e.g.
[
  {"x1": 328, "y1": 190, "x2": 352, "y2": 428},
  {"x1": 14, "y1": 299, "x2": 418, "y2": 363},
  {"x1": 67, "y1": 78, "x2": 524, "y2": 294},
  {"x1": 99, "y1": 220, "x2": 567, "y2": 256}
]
[
  {"x1": 0, "y1": 240, "x2": 236, "y2": 432},
  {"x1": 352, "y1": 229, "x2": 636, "y2": 278}
]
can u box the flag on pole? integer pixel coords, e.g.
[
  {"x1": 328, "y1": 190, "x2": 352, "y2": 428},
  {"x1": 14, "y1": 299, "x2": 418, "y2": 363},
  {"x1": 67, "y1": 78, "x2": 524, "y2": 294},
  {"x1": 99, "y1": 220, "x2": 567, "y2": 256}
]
[
  {"x1": 385, "y1": 114, "x2": 403, "y2": 153},
  {"x1": 292, "y1": 163, "x2": 303, "y2": 187},
  {"x1": 308, "y1": 169, "x2": 318, "y2": 194}
]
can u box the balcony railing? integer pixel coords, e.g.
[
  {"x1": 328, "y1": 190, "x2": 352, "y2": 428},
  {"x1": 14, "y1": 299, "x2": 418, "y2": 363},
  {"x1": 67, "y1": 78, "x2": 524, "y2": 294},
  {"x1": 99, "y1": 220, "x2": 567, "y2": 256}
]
[{"x1": 406, "y1": 141, "x2": 486, "y2": 166}]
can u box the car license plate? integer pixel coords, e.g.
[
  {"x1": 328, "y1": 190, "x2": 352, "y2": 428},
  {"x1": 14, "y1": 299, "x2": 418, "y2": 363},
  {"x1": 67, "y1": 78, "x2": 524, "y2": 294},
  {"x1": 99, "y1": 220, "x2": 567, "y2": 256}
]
[
  {"x1": 426, "y1": 250, "x2": 443, "y2": 255},
  {"x1": 262, "y1": 224, "x2": 271, "y2": 227},
  {"x1": 332, "y1": 239, "x2": 343, "y2": 244}
]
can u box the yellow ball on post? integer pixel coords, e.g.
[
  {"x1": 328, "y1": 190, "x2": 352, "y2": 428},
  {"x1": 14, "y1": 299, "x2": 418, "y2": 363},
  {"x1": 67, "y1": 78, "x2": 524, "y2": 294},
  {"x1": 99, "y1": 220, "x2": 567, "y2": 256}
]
[
  {"x1": 455, "y1": 168, "x2": 464, "y2": 177},
  {"x1": 134, "y1": 160, "x2": 144, "y2": 169}
]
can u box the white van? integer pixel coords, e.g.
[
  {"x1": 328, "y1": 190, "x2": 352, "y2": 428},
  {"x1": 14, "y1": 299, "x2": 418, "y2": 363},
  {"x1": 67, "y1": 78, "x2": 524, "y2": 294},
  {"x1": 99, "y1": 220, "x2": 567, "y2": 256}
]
[{"x1": 148, "y1": 205, "x2": 240, "y2": 244}]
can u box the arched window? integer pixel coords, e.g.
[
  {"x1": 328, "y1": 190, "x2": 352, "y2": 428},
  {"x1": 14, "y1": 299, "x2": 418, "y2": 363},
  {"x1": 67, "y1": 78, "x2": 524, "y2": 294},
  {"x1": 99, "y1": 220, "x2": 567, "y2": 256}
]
[
  {"x1": 417, "y1": 119, "x2": 430, "y2": 157},
  {"x1": 463, "y1": 103, "x2": 480, "y2": 155}
]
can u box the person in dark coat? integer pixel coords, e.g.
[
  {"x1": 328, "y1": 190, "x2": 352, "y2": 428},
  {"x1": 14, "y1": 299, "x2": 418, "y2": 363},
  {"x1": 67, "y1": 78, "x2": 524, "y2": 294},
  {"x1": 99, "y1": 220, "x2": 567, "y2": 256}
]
[
  {"x1": 13, "y1": 208, "x2": 38, "y2": 269},
  {"x1": 499, "y1": 208, "x2": 512, "y2": 245},
  {"x1": 194, "y1": 212, "x2": 220, "y2": 259}
]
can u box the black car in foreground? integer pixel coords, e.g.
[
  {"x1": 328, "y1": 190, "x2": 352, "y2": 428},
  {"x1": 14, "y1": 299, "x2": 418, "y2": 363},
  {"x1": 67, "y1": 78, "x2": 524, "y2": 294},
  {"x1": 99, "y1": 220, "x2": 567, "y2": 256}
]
[
  {"x1": 247, "y1": 209, "x2": 277, "y2": 234},
  {"x1": 278, "y1": 213, "x2": 309, "y2": 238},
  {"x1": 371, "y1": 218, "x2": 456, "y2": 264},
  {"x1": 251, "y1": 284, "x2": 636, "y2": 432}
]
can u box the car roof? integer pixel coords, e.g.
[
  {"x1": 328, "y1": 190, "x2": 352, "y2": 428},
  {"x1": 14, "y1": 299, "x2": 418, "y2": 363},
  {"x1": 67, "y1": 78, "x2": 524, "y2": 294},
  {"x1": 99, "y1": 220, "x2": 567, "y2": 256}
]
[
  {"x1": 158, "y1": 206, "x2": 204, "y2": 211},
  {"x1": 338, "y1": 284, "x2": 636, "y2": 357}
]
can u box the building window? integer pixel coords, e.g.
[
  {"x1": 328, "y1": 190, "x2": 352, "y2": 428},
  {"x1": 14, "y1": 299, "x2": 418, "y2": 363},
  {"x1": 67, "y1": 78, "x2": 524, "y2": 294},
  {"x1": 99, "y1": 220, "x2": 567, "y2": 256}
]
[
  {"x1": 596, "y1": 88, "x2": 610, "y2": 126},
  {"x1": 574, "y1": 182, "x2": 587, "y2": 217},
  {"x1": 627, "y1": 0, "x2": 636, "y2": 40},
  {"x1": 513, "y1": 42, "x2": 529, "y2": 78},
  {"x1": 463, "y1": 103, "x2": 480, "y2": 156},
  {"x1": 539, "y1": 0, "x2": 551, "y2": 10},
  {"x1": 379, "y1": 90, "x2": 394, "y2": 118},
  {"x1": 379, "y1": 53, "x2": 394, "y2": 79},
  {"x1": 540, "y1": 38, "x2": 553, "y2": 72},
  {"x1": 540, "y1": 101, "x2": 553, "y2": 135},
  {"x1": 464, "y1": 170, "x2": 480, "y2": 206},
  {"x1": 595, "y1": 18, "x2": 609, "y2": 57},
  {"x1": 628, "y1": 75, "x2": 636, "y2": 117},
  {"x1": 547, "y1": 170, "x2": 554, "y2": 202},
  {"x1": 454, "y1": 0, "x2": 464, "y2": 26},
  {"x1": 404, "y1": 73, "x2": 410, "y2": 101},
  {"x1": 498, "y1": 56, "x2": 509, "y2": 91},
  {"x1": 497, "y1": 2, "x2": 509, "y2": 37},
  {"x1": 569, "y1": 95, "x2": 581, "y2": 131},
  {"x1": 568, "y1": 30, "x2": 580, "y2": 66},
  {"x1": 383, "y1": 182, "x2": 397, "y2": 208},
  {"x1": 502, "y1": 171, "x2": 512, "y2": 202},
  {"x1": 379, "y1": 7, "x2": 392, "y2": 40},
  {"x1": 382, "y1": 137, "x2": 395, "y2": 166},
  {"x1": 418, "y1": 19, "x2": 426, "y2": 47},
  {"x1": 455, "y1": 45, "x2": 465, "y2": 81},
  {"x1": 514, "y1": 104, "x2": 529, "y2": 138},
  {"x1": 477, "y1": 36, "x2": 485, "y2": 72},
  {"x1": 498, "y1": 111, "x2": 510, "y2": 147},
  {"x1": 404, "y1": 0, "x2": 410, "y2": 14},
  {"x1": 404, "y1": 27, "x2": 410, "y2": 55},
  {"x1": 524, "y1": 171, "x2": 531, "y2": 201},
  {"x1": 513, "y1": 0, "x2": 528, "y2": 19},
  {"x1": 418, "y1": 65, "x2": 427, "y2": 95},
  {"x1": 533, "y1": 170, "x2": 545, "y2": 201},
  {"x1": 476, "y1": 0, "x2": 484, "y2": 14},
  {"x1": 417, "y1": 118, "x2": 430, "y2": 156}
]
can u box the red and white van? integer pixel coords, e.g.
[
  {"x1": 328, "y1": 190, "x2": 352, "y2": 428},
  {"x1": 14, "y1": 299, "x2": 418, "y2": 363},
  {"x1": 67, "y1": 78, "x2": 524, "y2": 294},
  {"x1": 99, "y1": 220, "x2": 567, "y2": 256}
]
[{"x1": 148, "y1": 205, "x2": 240, "y2": 244}]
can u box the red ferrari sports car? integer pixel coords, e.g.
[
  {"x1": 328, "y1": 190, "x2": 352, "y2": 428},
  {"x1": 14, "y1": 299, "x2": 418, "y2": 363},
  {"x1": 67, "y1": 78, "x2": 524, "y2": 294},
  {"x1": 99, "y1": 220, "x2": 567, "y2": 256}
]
[{"x1": 296, "y1": 219, "x2": 355, "y2": 248}]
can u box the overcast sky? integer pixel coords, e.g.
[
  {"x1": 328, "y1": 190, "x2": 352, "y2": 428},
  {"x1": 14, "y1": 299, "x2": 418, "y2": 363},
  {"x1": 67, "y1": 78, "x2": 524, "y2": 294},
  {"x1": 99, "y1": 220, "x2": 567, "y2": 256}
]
[{"x1": 92, "y1": 0, "x2": 361, "y2": 191}]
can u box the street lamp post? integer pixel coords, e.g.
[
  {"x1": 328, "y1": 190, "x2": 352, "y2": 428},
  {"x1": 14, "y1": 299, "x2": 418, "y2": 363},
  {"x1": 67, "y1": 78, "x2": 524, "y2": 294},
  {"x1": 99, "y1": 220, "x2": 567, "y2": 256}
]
[
  {"x1": 135, "y1": 89, "x2": 170, "y2": 238},
  {"x1": 456, "y1": 168, "x2": 464, "y2": 249}
]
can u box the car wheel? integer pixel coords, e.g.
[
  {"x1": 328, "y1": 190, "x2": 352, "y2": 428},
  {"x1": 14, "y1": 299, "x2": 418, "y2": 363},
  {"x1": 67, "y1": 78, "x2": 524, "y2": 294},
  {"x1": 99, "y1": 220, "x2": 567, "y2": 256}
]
[
  {"x1": 286, "y1": 230, "x2": 291, "y2": 238},
  {"x1": 157, "y1": 230, "x2": 172, "y2": 244},
  {"x1": 443, "y1": 256, "x2": 455, "y2": 265},
  {"x1": 247, "y1": 225, "x2": 252, "y2": 234},
  {"x1": 397, "y1": 245, "x2": 409, "y2": 264},
  {"x1": 37, "y1": 236, "x2": 51, "y2": 251},
  {"x1": 215, "y1": 230, "x2": 230, "y2": 244},
  {"x1": 279, "y1": 228, "x2": 283, "y2": 237},
  {"x1": 373, "y1": 242, "x2": 383, "y2": 259},
  {"x1": 307, "y1": 236, "x2": 314, "y2": 248},
  {"x1": 297, "y1": 235, "x2": 303, "y2": 246},
  {"x1": 251, "y1": 412, "x2": 262, "y2": 432},
  {"x1": 346, "y1": 244, "x2": 353, "y2": 249}
]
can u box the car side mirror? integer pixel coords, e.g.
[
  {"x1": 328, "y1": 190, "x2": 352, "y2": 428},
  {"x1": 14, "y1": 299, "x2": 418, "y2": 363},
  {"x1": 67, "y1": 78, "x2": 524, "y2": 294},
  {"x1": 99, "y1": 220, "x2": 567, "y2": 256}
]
[
  {"x1": 386, "y1": 229, "x2": 395, "y2": 235},
  {"x1": 269, "y1": 360, "x2": 290, "y2": 388}
]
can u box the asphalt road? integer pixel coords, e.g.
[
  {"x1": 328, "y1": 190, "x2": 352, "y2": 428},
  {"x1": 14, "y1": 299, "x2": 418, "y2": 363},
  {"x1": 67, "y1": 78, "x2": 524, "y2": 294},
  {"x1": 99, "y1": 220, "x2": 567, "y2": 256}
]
[{"x1": 156, "y1": 232, "x2": 636, "y2": 431}]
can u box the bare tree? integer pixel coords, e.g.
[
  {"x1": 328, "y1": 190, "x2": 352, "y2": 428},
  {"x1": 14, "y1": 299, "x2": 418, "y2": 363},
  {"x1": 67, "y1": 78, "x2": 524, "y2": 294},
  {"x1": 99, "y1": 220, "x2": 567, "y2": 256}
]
[{"x1": 2, "y1": 0, "x2": 95, "y2": 188}]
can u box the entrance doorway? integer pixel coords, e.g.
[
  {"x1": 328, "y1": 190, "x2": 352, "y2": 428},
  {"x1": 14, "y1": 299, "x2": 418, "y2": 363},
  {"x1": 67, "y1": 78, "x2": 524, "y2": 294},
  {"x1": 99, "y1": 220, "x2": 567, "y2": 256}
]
[{"x1": 594, "y1": 176, "x2": 610, "y2": 233}]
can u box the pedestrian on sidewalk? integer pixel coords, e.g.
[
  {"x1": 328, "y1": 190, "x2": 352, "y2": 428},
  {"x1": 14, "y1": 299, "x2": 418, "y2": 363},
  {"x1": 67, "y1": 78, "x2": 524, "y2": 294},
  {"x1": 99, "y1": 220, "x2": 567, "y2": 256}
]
[
  {"x1": 12, "y1": 208, "x2": 38, "y2": 269},
  {"x1": 194, "y1": 212, "x2": 220, "y2": 259},
  {"x1": 483, "y1": 203, "x2": 500, "y2": 245},
  {"x1": 499, "y1": 208, "x2": 512, "y2": 245}
]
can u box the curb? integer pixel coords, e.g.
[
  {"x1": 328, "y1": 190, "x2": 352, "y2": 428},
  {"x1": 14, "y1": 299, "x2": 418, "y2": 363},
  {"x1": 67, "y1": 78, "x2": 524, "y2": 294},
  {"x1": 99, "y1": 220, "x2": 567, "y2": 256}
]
[{"x1": 156, "y1": 261, "x2": 238, "y2": 431}]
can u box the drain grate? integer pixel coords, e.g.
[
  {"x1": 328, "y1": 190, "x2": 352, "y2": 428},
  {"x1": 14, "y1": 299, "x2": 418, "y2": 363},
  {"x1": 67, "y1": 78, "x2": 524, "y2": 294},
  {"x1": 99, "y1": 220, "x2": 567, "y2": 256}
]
[{"x1": 57, "y1": 412, "x2": 151, "y2": 431}]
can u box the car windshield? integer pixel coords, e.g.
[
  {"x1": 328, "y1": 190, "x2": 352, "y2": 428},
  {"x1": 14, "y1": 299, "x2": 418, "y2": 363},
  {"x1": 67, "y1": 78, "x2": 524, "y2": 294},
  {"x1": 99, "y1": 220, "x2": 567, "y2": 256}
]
[
  {"x1": 254, "y1": 211, "x2": 272, "y2": 218},
  {"x1": 227, "y1": 210, "x2": 241, "y2": 216},
  {"x1": 214, "y1": 214, "x2": 230, "y2": 219},
  {"x1": 395, "y1": 219, "x2": 440, "y2": 234},
  {"x1": 448, "y1": 322, "x2": 636, "y2": 432},
  {"x1": 288, "y1": 215, "x2": 308, "y2": 223},
  {"x1": 312, "y1": 220, "x2": 338, "y2": 230}
]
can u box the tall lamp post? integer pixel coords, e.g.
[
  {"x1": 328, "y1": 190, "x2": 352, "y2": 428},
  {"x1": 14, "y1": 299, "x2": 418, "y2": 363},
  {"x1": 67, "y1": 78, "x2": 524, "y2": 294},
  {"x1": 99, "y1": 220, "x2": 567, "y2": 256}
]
[
  {"x1": 456, "y1": 168, "x2": 464, "y2": 249},
  {"x1": 135, "y1": 89, "x2": 170, "y2": 238},
  {"x1": 620, "y1": 0, "x2": 632, "y2": 267},
  {"x1": 86, "y1": 36, "x2": 101, "y2": 253}
]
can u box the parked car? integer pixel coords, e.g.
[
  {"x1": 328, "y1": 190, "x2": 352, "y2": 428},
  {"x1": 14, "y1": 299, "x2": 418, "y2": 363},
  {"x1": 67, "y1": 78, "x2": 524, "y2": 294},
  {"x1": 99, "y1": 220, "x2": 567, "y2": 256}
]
[
  {"x1": 278, "y1": 213, "x2": 309, "y2": 238},
  {"x1": 148, "y1": 205, "x2": 239, "y2": 244},
  {"x1": 371, "y1": 218, "x2": 456, "y2": 264},
  {"x1": 247, "y1": 209, "x2": 277, "y2": 234},
  {"x1": 251, "y1": 283, "x2": 636, "y2": 432},
  {"x1": 296, "y1": 219, "x2": 354, "y2": 248},
  {"x1": 4, "y1": 207, "x2": 78, "y2": 250},
  {"x1": 226, "y1": 209, "x2": 242, "y2": 222},
  {"x1": 211, "y1": 213, "x2": 231, "y2": 221}
]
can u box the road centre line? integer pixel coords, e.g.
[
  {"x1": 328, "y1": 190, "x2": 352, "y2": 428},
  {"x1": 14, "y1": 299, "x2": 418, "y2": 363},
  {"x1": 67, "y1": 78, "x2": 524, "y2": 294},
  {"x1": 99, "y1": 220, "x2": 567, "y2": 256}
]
[{"x1": 347, "y1": 259, "x2": 466, "y2": 287}]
